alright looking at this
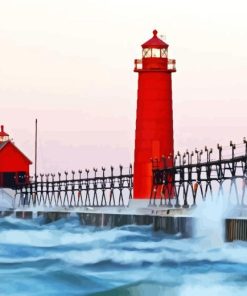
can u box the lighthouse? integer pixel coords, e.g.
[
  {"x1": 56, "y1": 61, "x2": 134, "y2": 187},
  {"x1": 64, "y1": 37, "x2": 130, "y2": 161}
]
[{"x1": 133, "y1": 30, "x2": 176, "y2": 199}]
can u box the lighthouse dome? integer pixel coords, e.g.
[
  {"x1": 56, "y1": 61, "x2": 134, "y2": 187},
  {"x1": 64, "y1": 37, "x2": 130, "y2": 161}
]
[
  {"x1": 0, "y1": 125, "x2": 9, "y2": 142},
  {"x1": 142, "y1": 30, "x2": 169, "y2": 49}
]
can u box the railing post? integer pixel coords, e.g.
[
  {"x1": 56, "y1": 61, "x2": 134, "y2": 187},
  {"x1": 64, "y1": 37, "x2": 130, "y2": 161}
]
[
  {"x1": 119, "y1": 165, "x2": 124, "y2": 206},
  {"x1": 186, "y1": 150, "x2": 189, "y2": 165},
  {"x1": 64, "y1": 171, "x2": 69, "y2": 206},
  {"x1": 177, "y1": 151, "x2": 181, "y2": 166},
  {"x1": 129, "y1": 164, "x2": 133, "y2": 199},
  {"x1": 45, "y1": 173, "x2": 50, "y2": 206},
  {"x1": 109, "y1": 166, "x2": 115, "y2": 206},
  {"x1": 92, "y1": 168, "x2": 98, "y2": 206},
  {"x1": 100, "y1": 167, "x2": 106, "y2": 206},
  {"x1": 244, "y1": 137, "x2": 247, "y2": 157},
  {"x1": 77, "y1": 170, "x2": 82, "y2": 207},
  {"x1": 85, "y1": 169, "x2": 90, "y2": 206},
  {"x1": 182, "y1": 153, "x2": 186, "y2": 166},
  {"x1": 230, "y1": 140, "x2": 236, "y2": 159},
  {"x1": 205, "y1": 146, "x2": 213, "y2": 163},
  {"x1": 217, "y1": 144, "x2": 222, "y2": 162},
  {"x1": 195, "y1": 148, "x2": 203, "y2": 164}
]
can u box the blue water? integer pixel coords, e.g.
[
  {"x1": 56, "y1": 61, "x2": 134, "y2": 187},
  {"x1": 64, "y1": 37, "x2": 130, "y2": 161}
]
[{"x1": 0, "y1": 216, "x2": 247, "y2": 296}]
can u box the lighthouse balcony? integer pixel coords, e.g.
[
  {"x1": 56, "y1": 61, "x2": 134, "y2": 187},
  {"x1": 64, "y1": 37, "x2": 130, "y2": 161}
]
[
  {"x1": 134, "y1": 58, "x2": 176, "y2": 72},
  {"x1": 134, "y1": 59, "x2": 143, "y2": 71},
  {"x1": 168, "y1": 59, "x2": 176, "y2": 72}
]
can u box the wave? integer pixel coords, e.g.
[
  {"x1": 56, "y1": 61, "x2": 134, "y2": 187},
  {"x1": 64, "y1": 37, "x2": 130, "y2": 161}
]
[
  {"x1": 0, "y1": 216, "x2": 247, "y2": 295},
  {"x1": 90, "y1": 279, "x2": 247, "y2": 296}
]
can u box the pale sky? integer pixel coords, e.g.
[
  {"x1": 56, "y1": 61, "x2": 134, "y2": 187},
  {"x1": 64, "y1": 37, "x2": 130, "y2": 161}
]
[{"x1": 1, "y1": 0, "x2": 247, "y2": 174}]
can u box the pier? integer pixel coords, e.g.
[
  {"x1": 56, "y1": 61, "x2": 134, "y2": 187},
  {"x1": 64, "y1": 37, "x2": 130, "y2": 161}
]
[{"x1": 0, "y1": 30, "x2": 247, "y2": 243}]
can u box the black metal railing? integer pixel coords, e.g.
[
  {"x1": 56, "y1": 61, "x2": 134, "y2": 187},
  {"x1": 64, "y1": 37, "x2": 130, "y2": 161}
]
[
  {"x1": 15, "y1": 165, "x2": 133, "y2": 208},
  {"x1": 150, "y1": 139, "x2": 247, "y2": 208},
  {"x1": 15, "y1": 138, "x2": 247, "y2": 209}
]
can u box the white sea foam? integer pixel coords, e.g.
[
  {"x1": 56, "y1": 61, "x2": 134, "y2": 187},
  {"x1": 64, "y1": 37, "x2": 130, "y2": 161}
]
[
  {"x1": 192, "y1": 193, "x2": 236, "y2": 249},
  {"x1": 0, "y1": 226, "x2": 144, "y2": 248}
]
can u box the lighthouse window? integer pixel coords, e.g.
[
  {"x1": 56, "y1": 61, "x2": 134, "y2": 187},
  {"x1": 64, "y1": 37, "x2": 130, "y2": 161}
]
[
  {"x1": 0, "y1": 135, "x2": 9, "y2": 142},
  {"x1": 161, "y1": 48, "x2": 168, "y2": 58},
  {"x1": 151, "y1": 48, "x2": 161, "y2": 58},
  {"x1": 143, "y1": 48, "x2": 152, "y2": 58}
]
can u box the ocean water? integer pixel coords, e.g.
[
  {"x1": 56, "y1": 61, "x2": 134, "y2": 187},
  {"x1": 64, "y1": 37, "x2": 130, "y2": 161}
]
[{"x1": 0, "y1": 214, "x2": 247, "y2": 296}]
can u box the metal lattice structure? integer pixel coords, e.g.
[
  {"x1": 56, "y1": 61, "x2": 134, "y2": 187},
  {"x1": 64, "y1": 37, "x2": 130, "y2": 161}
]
[
  {"x1": 15, "y1": 165, "x2": 133, "y2": 208},
  {"x1": 150, "y1": 139, "x2": 247, "y2": 207},
  {"x1": 14, "y1": 139, "x2": 247, "y2": 209}
]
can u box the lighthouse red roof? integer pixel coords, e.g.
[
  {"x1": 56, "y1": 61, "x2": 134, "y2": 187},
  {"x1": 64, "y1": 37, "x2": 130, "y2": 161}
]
[
  {"x1": 0, "y1": 125, "x2": 9, "y2": 137},
  {"x1": 142, "y1": 30, "x2": 169, "y2": 48},
  {"x1": 0, "y1": 140, "x2": 32, "y2": 164},
  {"x1": 142, "y1": 30, "x2": 169, "y2": 49}
]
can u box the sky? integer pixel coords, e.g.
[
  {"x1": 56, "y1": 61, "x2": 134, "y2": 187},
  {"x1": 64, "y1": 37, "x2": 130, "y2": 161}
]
[{"x1": 1, "y1": 0, "x2": 247, "y2": 175}]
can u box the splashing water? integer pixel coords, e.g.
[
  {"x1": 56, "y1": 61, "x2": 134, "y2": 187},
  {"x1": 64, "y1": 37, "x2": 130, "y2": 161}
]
[
  {"x1": 192, "y1": 195, "x2": 232, "y2": 249},
  {"x1": 0, "y1": 215, "x2": 247, "y2": 296}
]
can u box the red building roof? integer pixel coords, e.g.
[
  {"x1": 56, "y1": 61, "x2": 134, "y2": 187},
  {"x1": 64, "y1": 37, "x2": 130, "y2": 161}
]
[
  {"x1": 0, "y1": 141, "x2": 32, "y2": 165},
  {"x1": 142, "y1": 30, "x2": 169, "y2": 49},
  {"x1": 0, "y1": 125, "x2": 32, "y2": 176},
  {"x1": 0, "y1": 126, "x2": 32, "y2": 187}
]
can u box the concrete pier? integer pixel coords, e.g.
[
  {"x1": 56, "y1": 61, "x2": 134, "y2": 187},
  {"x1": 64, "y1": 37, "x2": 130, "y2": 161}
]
[
  {"x1": 226, "y1": 218, "x2": 247, "y2": 241},
  {"x1": 11, "y1": 209, "x2": 194, "y2": 237},
  {"x1": 0, "y1": 199, "x2": 195, "y2": 236},
  {"x1": 1, "y1": 195, "x2": 247, "y2": 241},
  {"x1": 0, "y1": 198, "x2": 191, "y2": 238}
]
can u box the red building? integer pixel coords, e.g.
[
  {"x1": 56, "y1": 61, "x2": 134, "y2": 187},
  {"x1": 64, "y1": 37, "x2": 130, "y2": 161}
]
[
  {"x1": 0, "y1": 125, "x2": 32, "y2": 188},
  {"x1": 133, "y1": 30, "x2": 176, "y2": 198}
]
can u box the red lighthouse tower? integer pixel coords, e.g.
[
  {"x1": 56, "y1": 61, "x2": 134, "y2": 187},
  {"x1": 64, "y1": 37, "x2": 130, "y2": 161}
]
[{"x1": 133, "y1": 30, "x2": 176, "y2": 199}]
